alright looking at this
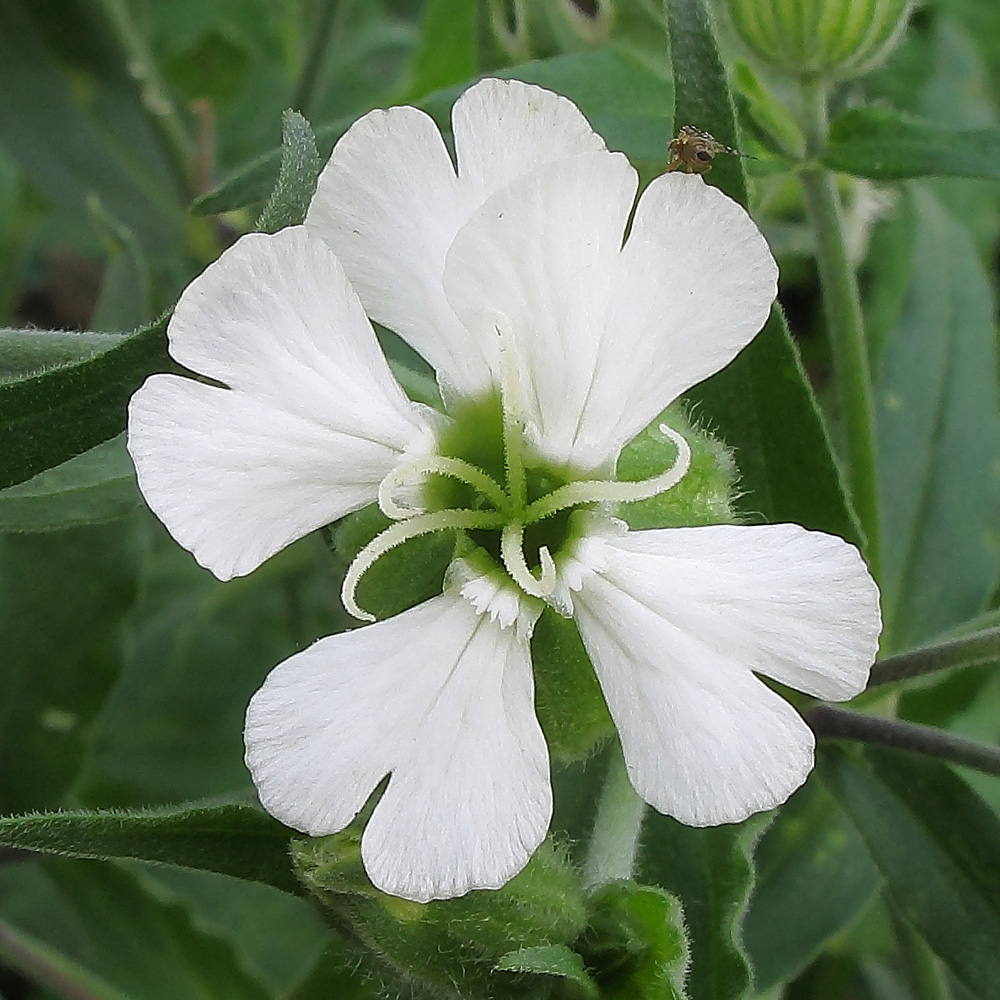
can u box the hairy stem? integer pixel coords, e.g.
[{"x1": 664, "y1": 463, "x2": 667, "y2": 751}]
[
  {"x1": 808, "y1": 705, "x2": 1000, "y2": 777},
  {"x1": 583, "y1": 745, "x2": 646, "y2": 887},
  {"x1": 797, "y1": 75, "x2": 880, "y2": 576},
  {"x1": 868, "y1": 625, "x2": 1000, "y2": 688}
]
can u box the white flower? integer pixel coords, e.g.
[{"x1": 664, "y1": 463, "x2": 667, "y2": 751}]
[{"x1": 127, "y1": 79, "x2": 881, "y2": 903}]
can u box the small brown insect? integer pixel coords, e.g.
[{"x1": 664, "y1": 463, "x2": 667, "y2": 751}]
[{"x1": 666, "y1": 125, "x2": 745, "y2": 173}]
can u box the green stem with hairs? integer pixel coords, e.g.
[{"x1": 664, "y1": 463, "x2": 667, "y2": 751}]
[
  {"x1": 797, "y1": 75, "x2": 880, "y2": 576},
  {"x1": 868, "y1": 625, "x2": 1000, "y2": 688},
  {"x1": 808, "y1": 705, "x2": 1000, "y2": 777},
  {"x1": 583, "y1": 745, "x2": 647, "y2": 887}
]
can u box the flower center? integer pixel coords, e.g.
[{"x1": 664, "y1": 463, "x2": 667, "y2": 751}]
[{"x1": 340, "y1": 389, "x2": 692, "y2": 623}]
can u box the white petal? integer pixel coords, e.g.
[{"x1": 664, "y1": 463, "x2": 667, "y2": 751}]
[
  {"x1": 128, "y1": 227, "x2": 431, "y2": 580},
  {"x1": 581, "y1": 173, "x2": 777, "y2": 453},
  {"x1": 128, "y1": 376, "x2": 422, "y2": 579},
  {"x1": 306, "y1": 79, "x2": 607, "y2": 398},
  {"x1": 244, "y1": 587, "x2": 551, "y2": 902},
  {"x1": 452, "y1": 78, "x2": 607, "y2": 203},
  {"x1": 569, "y1": 523, "x2": 880, "y2": 825},
  {"x1": 305, "y1": 106, "x2": 487, "y2": 395},
  {"x1": 443, "y1": 152, "x2": 638, "y2": 471}
]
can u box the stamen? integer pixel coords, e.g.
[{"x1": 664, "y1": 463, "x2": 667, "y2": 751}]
[
  {"x1": 342, "y1": 508, "x2": 505, "y2": 622},
  {"x1": 522, "y1": 424, "x2": 692, "y2": 524},
  {"x1": 378, "y1": 456, "x2": 509, "y2": 520},
  {"x1": 496, "y1": 323, "x2": 527, "y2": 508},
  {"x1": 501, "y1": 522, "x2": 557, "y2": 599}
]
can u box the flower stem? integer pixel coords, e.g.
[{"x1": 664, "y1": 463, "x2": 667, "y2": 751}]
[
  {"x1": 583, "y1": 744, "x2": 646, "y2": 887},
  {"x1": 94, "y1": 0, "x2": 195, "y2": 199},
  {"x1": 797, "y1": 75, "x2": 880, "y2": 577},
  {"x1": 808, "y1": 705, "x2": 1000, "y2": 777},
  {"x1": 868, "y1": 625, "x2": 1000, "y2": 688},
  {"x1": 290, "y1": 0, "x2": 347, "y2": 117},
  {"x1": 0, "y1": 917, "x2": 130, "y2": 1000}
]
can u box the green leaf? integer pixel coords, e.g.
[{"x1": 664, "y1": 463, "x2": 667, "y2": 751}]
[
  {"x1": 405, "y1": 0, "x2": 478, "y2": 100},
  {"x1": 0, "y1": 523, "x2": 143, "y2": 812},
  {"x1": 0, "y1": 314, "x2": 170, "y2": 489},
  {"x1": 193, "y1": 45, "x2": 672, "y2": 216},
  {"x1": 0, "y1": 804, "x2": 300, "y2": 896},
  {"x1": 743, "y1": 779, "x2": 880, "y2": 989},
  {"x1": 0, "y1": 4, "x2": 184, "y2": 252},
  {"x1": 74, "y1": 536, "x2": 340, "y2": 807},
  {"x1": 255, "y1": 110, "x2": 321, "y2": 235},
  {"x1": 496, "y1": 943, "x2": 599, "y2": 997},
  {"x1": 88, "y1": 198, "x2": 154, "y2": 333},
  {"x1": 820, "y1": 747, "x2": 1000, "y2": 1000},
  {"x1": 0, "y1": 861, "x2": 272, "y2": 1000},
  {"x1": 133, "y1": 867, "x2": 328, "y2": 996},
  {"x1": 823, "y1": 107, "x2": 1000, "y2": 181},
  {"x1": 582, "y1": 881, "x2": 689, "y2": 1000},
  {"x1": 640, "y1": 814, "x2": 762, "y2": 1000},
  {"x1": 666, "y1": 0, "x2": 859, "y2": 542},
  {"x1": 0, "y1": 435, "x2": 140, "y2": 533},
  {"x1": 875, "y1": 186, "x2": 1000, "y2": 649}
]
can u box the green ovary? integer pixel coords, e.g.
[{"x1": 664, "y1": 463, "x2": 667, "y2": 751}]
[{"x1": 424, "y1": 390, "x2": 577, "y2": 570}]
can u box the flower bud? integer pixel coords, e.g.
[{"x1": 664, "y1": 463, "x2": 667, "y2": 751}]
[
  {"x1": 722, "y1": 0, "x2": 914, "y2": 81},
  {"x1": 293, "y1": 833, "x2": 587, "y2": 998}
]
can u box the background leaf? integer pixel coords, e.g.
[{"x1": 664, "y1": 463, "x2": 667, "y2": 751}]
[
  {"x1": 0, "y1": 435, "x2": 140, "y2": 533},
  {"x1": 824, "y1": 107, "x2": 1000, "y2": 181},
  {"x1": 0, "y1": 522, "x2": 142, "y2": 812},
  {"x1": 0, "y1": 860, "x2": 272, "y2": 1000},
  {"x1": 743, "y1": 778, "x2": 880, "y2": 990},
  {"x1": 820, "y1": 747, "x2": 1000, "y2": 1000},
  {"x1": 404, "y1": 0, "x2": 478, "y2": 100},
  {"x1": 875, "y1": 185, "x2": 1000, "y2": 650}
]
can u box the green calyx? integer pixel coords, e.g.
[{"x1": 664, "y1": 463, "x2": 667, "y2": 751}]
[
  {"x1": 723, "y1": 0, "x2": 914, "y2": 82},
  {"x1": 292, "y1": 831, "x2": 587, "y2": 999},
  {"x1": 341, "y1": 389, "x2": 697, "y2": 623}
]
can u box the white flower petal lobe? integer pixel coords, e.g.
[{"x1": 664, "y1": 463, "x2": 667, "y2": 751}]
[
  {"x1": 568, "y1": 522, "x2": 880, "y2": 825},
  {"x1": 127, "y1": 227, "x2": 430, "y2": 580},
  {"x1": 306, "y1": 78, "x2": 609, "y2": 399},
  {"x1": 244, "y1": 587, "x2": 552, "y2": 902},
  {"x1": 443, "y1": 151, "x2": 638, "y2": 470}
]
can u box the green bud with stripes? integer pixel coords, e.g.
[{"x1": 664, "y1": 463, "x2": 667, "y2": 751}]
[{"x1": 722, "y1": 0, "x2": 914, "y2": 81}]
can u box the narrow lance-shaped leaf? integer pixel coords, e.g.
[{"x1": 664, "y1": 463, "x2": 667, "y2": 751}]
[
  {"x1": 0, "y1": 435, "x2": 140, "y2": 534},
  {"x1": 820, "y1": 746, "x2": 1000, "y2": 1000},
  {"x1": 665, "y1": 0, "x2": 859, "y2": 541},
  {"x1": 255, "y1": 110, "x2": 321, "y2": 235},
  {"x1": 0, "y1": 806, "x2": 301, "y2": 897},
  {"x1": 0, "y1": 314, "x2": 171, "y2": 489}
]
